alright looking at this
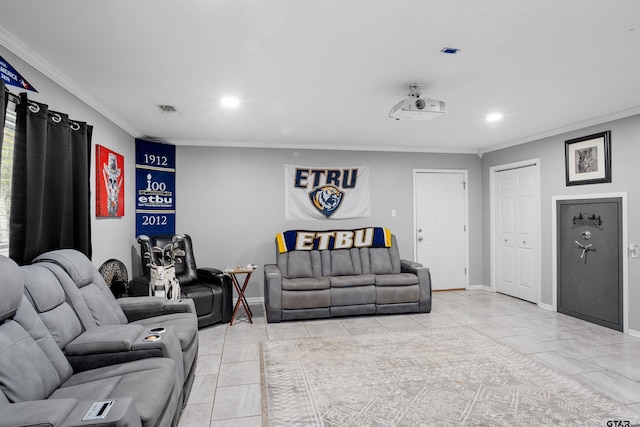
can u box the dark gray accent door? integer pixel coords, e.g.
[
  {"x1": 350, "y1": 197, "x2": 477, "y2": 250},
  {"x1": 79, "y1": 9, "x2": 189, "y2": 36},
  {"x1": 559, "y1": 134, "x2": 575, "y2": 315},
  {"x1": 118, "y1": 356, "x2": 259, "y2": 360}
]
[{"x1": 557, "y1": 198, "x2": 622, "y2": 331}]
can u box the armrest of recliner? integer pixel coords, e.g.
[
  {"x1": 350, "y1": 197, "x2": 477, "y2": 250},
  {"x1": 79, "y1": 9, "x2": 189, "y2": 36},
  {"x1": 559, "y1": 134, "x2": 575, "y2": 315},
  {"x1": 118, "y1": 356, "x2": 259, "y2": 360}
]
[
  {"x1": 0, "y1": 397, "x2": 142, "y2": 427},
  {"x1": 196, "y1": 267, "x2": 224, "y2": 282},
  {"x1": 196, "y1": 267, "x2": 234, "y2": 324},
  {"x1": 117, "y1": 296, "x2": 195, "y2": 322},
  {"x1": 64, "y1": 325, "x2": 184, "y2": 381},
  {"x1": 401, "y1": 260, "x2": 432, "y2": 313},
  {"x1": 64, "y1": 397, "x2": 142, "y2": 426},
  {"x1": 264, "y1": 264, "x2": 283, "y2": 323},
  {"x1": 65, "y1": 325, "x2": 145, "y2": 355}
]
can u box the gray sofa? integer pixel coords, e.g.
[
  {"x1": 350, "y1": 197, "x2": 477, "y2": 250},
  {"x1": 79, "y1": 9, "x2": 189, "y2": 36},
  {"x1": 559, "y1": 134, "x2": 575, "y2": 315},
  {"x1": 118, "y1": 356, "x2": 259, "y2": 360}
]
[
  {"x1": 0, "y1": 252, "x2": 198, "y2": 427},
  {"x1": 33, "y1": 249, "x2": 199, "y2": 398},
  {"x1": 264, "y1": 231, "x2": 431, "y2": 323}
]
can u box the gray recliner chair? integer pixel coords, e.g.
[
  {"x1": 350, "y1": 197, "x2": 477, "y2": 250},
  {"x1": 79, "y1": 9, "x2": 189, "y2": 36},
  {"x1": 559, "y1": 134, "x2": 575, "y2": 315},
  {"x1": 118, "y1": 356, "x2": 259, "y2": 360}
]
[
  {"x1": 0, "y1": 255, "x2": 181, "y2": 427},
  {"x1": 32, "y1": 249, "x2": 199, "y2": 399},
  {"x1": 21, "y1": 262, "x2": 185, "y2": 388}
]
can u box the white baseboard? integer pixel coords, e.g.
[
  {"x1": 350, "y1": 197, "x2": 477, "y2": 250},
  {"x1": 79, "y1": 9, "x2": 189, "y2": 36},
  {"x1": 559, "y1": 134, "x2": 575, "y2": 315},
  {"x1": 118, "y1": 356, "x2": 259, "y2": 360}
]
[
  {"x1": 538, "y1": 302, "x2": 554, "y2": 311},
  {"x1": 467, "y1": 284, "x2": 492, "y2": 292},
  {"x1": 628, "y1": 328, "x2": 640, "y2": 338}
]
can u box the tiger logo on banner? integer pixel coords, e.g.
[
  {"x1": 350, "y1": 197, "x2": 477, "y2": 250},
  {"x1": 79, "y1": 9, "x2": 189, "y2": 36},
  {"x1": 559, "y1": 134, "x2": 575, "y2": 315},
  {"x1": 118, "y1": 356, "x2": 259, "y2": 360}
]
[
  {"x1": 309, "y1": 185, "x2": 344, "y2": 217},
  {"x1": 284, "y1": 165, "x2": 371, "y2": 220}
]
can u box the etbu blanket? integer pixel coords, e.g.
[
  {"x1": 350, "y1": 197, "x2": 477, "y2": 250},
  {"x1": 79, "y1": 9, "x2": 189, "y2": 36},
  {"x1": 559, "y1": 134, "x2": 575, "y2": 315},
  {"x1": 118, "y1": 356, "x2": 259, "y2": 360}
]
[{"x1": 276, "y1": 227, "x2": 391, "y2": 253}]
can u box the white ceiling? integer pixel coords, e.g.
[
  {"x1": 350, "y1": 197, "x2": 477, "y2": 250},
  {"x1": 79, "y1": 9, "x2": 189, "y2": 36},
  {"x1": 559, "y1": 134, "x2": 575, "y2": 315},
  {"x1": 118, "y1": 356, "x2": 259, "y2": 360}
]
[{"x1": 1, "y1": 0, "x2": 639, "y2": 154}]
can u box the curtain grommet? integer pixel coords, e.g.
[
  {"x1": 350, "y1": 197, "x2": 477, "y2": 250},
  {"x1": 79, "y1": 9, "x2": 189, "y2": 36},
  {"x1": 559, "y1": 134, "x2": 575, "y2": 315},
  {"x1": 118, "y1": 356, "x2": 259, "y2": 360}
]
[{"x1": 28, "y1": 102, "x2": 40, "y2": 114}]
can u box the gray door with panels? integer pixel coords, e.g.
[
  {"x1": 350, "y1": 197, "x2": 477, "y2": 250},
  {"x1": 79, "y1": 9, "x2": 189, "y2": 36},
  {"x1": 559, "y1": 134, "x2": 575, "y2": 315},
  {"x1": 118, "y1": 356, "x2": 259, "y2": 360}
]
[{"x1": 557, "y1": 198, "x2": 622, "y2": 331}]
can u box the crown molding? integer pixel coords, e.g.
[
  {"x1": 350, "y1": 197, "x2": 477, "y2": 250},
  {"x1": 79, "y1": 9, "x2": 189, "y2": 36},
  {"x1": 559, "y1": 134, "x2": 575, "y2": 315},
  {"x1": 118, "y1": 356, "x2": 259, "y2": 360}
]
[
  {"x1": 0, "y1": 26, "x2": 140, "y2": 137},
  {"x1": 158, "y1": 138, "x2": 480, "y2": 154},
  {"x1": 478, "y1": 106, "x2": 640, "y2": 157}
]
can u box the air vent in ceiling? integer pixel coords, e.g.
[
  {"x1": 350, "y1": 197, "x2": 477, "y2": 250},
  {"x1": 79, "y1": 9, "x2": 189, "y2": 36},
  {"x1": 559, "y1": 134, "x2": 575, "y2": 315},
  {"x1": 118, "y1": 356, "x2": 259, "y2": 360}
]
[
  {"x1": 441, "y1": 47, "x2": 460, "y2": 54},
  {"x1": 157, "y1": 104, "x2": 178, "y2": 113}
]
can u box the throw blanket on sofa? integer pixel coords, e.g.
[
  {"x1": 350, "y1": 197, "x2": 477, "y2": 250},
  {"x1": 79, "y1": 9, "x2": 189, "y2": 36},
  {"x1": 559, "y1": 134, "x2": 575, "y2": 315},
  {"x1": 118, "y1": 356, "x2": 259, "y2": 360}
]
[{"x1": 276, "y1": 227, "x2": 391, "y2": 253}]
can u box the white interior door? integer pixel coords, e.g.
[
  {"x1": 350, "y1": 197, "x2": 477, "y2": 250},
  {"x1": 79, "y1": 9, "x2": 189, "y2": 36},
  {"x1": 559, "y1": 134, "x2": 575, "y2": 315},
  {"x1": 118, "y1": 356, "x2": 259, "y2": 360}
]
[
  {"x1": 494, "y1": 164, "x2": 539, "y2": 303},
  {"x1": 415, "y1": 171, "x2": 468, "y2": 290}
]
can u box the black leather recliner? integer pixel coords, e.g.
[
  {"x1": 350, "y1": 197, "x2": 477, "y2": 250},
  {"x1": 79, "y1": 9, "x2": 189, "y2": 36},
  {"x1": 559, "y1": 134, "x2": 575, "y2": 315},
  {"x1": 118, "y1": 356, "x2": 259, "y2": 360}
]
[{"x1": 131, "y1": 234, "x2": 233, "y2": 328}]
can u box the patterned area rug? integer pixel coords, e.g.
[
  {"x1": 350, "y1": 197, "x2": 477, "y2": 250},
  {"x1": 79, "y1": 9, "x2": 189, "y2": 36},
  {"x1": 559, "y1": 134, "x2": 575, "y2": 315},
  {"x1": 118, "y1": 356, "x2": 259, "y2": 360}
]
[{"x1": 261, "y1": 326, "x2": 639, "y2": 426}]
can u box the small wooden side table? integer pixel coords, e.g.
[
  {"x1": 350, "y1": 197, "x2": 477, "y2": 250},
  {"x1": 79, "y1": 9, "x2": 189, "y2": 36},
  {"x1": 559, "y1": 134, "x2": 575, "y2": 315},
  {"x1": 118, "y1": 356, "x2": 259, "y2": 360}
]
[{"x1": 224, "y1": 266, "x2": 256, "y2": 325}]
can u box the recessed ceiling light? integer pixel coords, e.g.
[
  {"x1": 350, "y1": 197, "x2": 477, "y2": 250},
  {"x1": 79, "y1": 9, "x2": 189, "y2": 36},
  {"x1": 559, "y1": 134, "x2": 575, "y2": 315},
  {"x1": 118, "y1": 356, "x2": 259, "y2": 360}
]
[
  {"x1": 486, "y1": 113, "x2": 503, "y2": 122},
  {"x1": 221, "y1": 97, "x2": 240, "y2": 108}
]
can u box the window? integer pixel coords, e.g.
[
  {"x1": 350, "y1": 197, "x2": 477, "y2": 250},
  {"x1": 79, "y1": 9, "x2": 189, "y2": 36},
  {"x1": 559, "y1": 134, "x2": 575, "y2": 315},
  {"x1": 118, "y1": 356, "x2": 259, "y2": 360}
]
[{"x1": 0, "y1": 102, "x2": 16, "y2": 257}]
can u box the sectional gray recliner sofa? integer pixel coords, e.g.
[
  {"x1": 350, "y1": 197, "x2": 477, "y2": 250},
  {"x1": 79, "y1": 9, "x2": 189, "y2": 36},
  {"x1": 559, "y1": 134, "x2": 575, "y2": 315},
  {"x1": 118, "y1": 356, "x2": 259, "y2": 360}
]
[
  {"x1": 264, "y1": 229, "x2": 431, "y2": 323},
  {"x1": 0, "y1": 250, "x2": 199, "y2": 427}
]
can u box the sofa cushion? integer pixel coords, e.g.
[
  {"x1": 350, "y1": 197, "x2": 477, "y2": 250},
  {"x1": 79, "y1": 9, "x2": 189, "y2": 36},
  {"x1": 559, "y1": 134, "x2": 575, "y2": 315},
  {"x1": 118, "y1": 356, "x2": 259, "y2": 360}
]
[
  {"x1": 21, "y1": 265, "x2": 84, "y2": 350},
  {"x1": 329, "y1": 274, "x2": 375, "y2": 288},
  {"x1": 375, "y1": 273, "x2": 419, "y2": 286},
  {"x1": 52, "y1": 358, "x2": 177, "y2": 427},
  {"x1": 330, "y1": 286, "x2": 375, "y2": 306},
  {"x1": 327, "y1": 249, "x2": 363, "y2": 276},
  {"x1": 282, "y1": 289, "x2": 330, "y2": 309},
  {"x1": 0, "y1": 257, "x2": 23, "y2": 322},
  {"x1": 367, "y1": 248, "x2": 401, "y2": 274},
  {"x1": 376, "y1": 284, "x2": 420, "y2": 304},
  {"x1": 0, "y1": 320, "x2": 63, "y2": 402},
  {"x1": 287, "y1": 251, "x2": 314, "y2": 278},
  {"x1": 282, "y1": 277, "x2": 330, "y2": 291},
  {"x1": 33, "y1": 250, "x2": 129, "y2": 326}
]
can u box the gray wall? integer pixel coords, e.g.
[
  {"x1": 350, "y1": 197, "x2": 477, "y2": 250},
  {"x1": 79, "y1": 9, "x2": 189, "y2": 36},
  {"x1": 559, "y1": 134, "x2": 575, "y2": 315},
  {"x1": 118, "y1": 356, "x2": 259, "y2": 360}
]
[
  {"x1": 481, "y1": 114, "x2": 640, "y2": 331},
  {"x1": 7, "y1": 39, "x2": 638, "y2": 331},
  {"x1": 175, "y1": 147, "x2": 483, "y2": 298},
  {"x1": 0, "y1": 44, "x2": 137, "y2": 272}
]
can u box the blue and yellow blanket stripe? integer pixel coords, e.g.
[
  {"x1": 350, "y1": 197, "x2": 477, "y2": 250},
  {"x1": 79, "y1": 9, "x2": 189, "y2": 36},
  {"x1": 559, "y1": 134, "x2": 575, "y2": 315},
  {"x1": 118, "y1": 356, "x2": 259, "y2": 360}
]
[{"x1": 276, "y1": 227, "x2": 392, "y2": 253}]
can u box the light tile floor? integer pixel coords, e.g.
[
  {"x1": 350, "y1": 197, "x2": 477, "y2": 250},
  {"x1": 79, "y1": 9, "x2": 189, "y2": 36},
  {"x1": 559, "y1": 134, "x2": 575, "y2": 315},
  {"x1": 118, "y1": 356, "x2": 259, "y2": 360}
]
[{"x1": 178, "y1": 290, "x2": 640, "y2": 426}]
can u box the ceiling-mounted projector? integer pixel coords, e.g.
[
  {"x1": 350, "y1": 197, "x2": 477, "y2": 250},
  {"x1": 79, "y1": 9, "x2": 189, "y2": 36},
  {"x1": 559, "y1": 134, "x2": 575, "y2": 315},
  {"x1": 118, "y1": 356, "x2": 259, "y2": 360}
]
[{"x1": 389, "y1": 84, "x2": 446, "y2": 120}]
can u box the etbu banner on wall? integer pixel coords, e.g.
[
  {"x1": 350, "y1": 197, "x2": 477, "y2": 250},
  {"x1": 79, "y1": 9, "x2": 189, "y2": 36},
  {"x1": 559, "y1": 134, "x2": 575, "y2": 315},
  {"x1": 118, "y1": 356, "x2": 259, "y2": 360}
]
[
  {"x1": 284, "y1": 165, "x2": 371, "y2": 220},
  {"x1": 135, "y1": 139, "x2": 176, "y2": 237}
]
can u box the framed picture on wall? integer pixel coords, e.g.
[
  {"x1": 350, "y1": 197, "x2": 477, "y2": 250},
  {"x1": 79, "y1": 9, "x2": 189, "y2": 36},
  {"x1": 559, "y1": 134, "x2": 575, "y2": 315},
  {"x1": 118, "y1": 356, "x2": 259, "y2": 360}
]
[
  {"x1": 565, "y1": 131, "x2": 611, "y2": 186},
  {"x1": 96, "y1": 145, "x2": 125, "y2": 217}
]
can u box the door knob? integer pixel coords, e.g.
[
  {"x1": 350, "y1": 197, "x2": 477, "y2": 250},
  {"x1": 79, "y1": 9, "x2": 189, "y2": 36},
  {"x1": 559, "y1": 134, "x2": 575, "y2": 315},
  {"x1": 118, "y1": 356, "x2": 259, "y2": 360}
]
[
  {"x1": 418, "y1": 237, "x2": 424, "y2": 242},
  {"x1": 418, "y1": 228, "x2": 422, "y2": 233}
]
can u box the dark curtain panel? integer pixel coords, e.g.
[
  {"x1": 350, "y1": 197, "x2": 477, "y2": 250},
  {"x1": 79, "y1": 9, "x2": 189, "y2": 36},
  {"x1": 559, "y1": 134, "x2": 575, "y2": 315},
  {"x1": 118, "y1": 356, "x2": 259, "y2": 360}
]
[{"x1": 10, "y1": 93, "x2": 92, "y2": 264}]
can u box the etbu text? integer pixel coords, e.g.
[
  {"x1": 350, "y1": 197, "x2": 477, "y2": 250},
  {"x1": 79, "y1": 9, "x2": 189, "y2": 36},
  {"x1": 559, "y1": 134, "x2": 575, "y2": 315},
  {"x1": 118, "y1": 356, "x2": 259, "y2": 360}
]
[
  {"x1": 294, "y1": 168, "x2": 358, "y2": 189},
  {"x1": 295, "y1": 228, "x2": 374, "y2": 251}
]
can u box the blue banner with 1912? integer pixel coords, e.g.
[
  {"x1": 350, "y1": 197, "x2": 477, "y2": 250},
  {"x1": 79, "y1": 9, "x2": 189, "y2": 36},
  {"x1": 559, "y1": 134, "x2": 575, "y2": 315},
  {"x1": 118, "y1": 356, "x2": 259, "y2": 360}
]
[{"x1": 135, "y1": 139, "x2": 176, "y2": 237}]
